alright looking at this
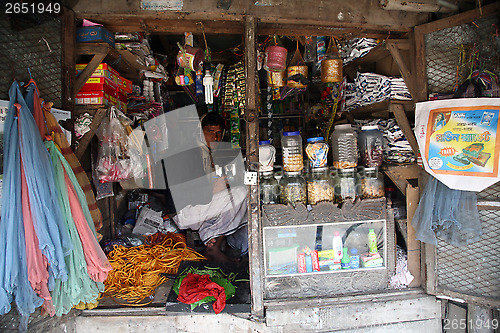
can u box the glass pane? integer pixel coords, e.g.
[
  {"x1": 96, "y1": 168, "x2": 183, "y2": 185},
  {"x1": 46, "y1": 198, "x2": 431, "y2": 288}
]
[{"x1": 264, "y1": 220, "x2": 386, "y2": 276}]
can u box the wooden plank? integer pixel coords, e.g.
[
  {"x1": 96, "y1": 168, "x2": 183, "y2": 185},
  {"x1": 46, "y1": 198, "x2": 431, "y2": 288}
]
[
  {"x1": 406, "y1": 183, "x2": 421, "y2": 288},
  {"x1": 424, "y1": 242, "x2": 437, "y2": 294},
  {"x1": 468, "y1": 305, "x2": 494, "y2": 332},
  {"x1": 73, "y1": 52, "x2": 108, "y2": 98},
  {"x1": 76, "y1": 42, "x2": 112, "y2": 55},
  {"x1": 435, "y1": 287, "x2": 500, "y2": 309},
  {"x1": 414, "y1": 2, "x2": 499, "y2": 35},
  {"x1": 386, "y1": 40, "x2": 417, "y2": 100},
  {"x1": 75, "y1": 107, "x2": 107, "y2": 161},
  {"x1": 383, "y1": 163, "x2": 422, "y2": 195},
  {"x1": 61, "y1": 7, "x2": 76, "y2": 110},
  {"x1": 266, "y1": 295, "x2": 441, "y2": 331},
  {"x1": 244, "y1": 15, "x2": 264, "y2": 319},
  {"x1": 413, "y1": 24, "x2": 428, "y2": 102},
  {"x1": 390, "y1": 102, "x2": 419, "y2": 156},
  {"x1": 258, "y1": 25, "x2": 403, "y2": 39}
]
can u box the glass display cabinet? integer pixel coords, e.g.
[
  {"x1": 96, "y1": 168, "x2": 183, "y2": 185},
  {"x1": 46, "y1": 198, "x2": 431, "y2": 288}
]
[{"x1": 261, "y1": 198, "x2": 395, "y2": 300}]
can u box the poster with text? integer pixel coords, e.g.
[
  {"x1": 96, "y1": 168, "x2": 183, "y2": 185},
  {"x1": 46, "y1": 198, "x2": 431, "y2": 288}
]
[{"x1": 415, "y1": 98, "x2": 500, "y2": 191}]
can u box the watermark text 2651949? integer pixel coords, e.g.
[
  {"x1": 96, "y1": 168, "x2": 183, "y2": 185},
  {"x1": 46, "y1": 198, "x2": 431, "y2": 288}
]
[{"x1": 5, "y1": 2, "x2": 61, "y2": 14}]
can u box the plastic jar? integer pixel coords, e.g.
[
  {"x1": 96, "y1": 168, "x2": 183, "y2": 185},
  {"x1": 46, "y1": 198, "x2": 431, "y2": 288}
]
[
  {"x1": 259, "y1": 140, "x2": 276, "y2": 172},
  {"x1": 358, "y1": 167, "x2": 385, "y2": 199},
  {"x1": 281, "y1": 131, "x2": 304, "y2": 172},
  {"x1": 307, "y1": 167, "x2": 334, "y2": 205},
  {"x1": 305, "y1": 137, "x2": 329, "y2": 168},
  {"x1": 333, "y1": 168, "x2": 359, "y2": 203},
  {"x1": 331, "y1": 124, "x2": 358, "y2": 169},
  {"x1": 279, "y1": 171, "x2": 307, "y2": 206},
  {"x1": 359, "y1": 125, "x2": 384, "y2": 167},
  {"x1": 260, "y1": 171, "x2": 280, "y2": 205}
]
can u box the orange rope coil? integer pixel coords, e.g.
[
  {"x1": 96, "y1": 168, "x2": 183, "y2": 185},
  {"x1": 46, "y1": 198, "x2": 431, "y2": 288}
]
[{"x1": 101, "y1": 232, "x2": 205, "y2": 305}]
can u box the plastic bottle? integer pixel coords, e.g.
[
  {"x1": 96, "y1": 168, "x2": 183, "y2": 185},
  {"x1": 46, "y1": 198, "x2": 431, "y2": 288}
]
[
  {"x1": 332, "y1": 231, "x2": 343, "y2": 260},
  {"x1": 341, "y1": 247, "x2": 351, "y2": 269},
  {"x1": 281, "y1": 131, "x2": 304, "y2": 172},
  {"x1": 349, "y1": 248, "x2": 360, "y2": 269},
  {"x1": 368, "y1": 228, "x2": 378, "y2": 254}
]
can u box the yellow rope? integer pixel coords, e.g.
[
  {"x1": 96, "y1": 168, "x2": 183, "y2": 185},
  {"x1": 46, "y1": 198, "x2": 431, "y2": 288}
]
[{"x1": 101, "y1": 233, "x2": 205, "y2": 305}]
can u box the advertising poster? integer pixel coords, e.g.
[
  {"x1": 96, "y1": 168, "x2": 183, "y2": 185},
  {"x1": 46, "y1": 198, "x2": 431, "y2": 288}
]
[{"x1": 415, "y1": 98, "x2": 500, "y2": 191}]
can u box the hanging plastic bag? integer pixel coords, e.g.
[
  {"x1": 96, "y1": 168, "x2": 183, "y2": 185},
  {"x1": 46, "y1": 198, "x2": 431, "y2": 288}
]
[
  {"x1": 411, "y1": 176, "x2": 482, "y2": 246},
  {"x1": 95, "y1": 106, "x2": 144, "y2": 183}
]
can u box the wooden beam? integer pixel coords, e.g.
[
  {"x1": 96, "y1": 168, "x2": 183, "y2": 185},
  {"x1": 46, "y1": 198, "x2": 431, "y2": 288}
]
[
  {"x1": 390, "y1": 102, "x2": 419, "y2": 156},
  {"x1": 61, "y1": 7, "x2": 75, "y2": 110},
  {"x1": 383, "y1": 164, "x2": 422, "y2": 195},
  {"x1": 73, "y1": 52, "x2": 108, "y2": 97},
  {"x1": 386, "y1": 40, "x2": 417, "y2": 100},
  {"x1": 414, "y1": 2, "x2": 499, "y2": 35},
  {"x1": 413, "y1": 25, "x2": 428, "y2": 102},
  {"x1": 245, "y1": 15, "x2": 263, "y2": 319}
]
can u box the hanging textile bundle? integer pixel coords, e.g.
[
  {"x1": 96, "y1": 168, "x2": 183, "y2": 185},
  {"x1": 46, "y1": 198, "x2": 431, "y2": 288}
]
[
  {"x1": 0, "y1": 82, "x2": 43, "y2": 321},
  {"x1": 45, "y1": 140, "x2": 107, "y2": 316},
  {"x1": 17, "y1": 81, "x2": 72, "y2": 284}
]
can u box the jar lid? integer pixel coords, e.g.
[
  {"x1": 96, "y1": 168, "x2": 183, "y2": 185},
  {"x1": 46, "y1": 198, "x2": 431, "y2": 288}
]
[
  {"x1": 259, "y1": 140, "x2": 271, "y2": 145},
  {"x1": 338, "y1": 168, "x2": 356, "y2": 173},
  {"x1": 283, "y1": 131, "x2": 300, "y2": 136},
  {"x1": 361, "y1": 125, "x2": 379, "y2": 131},
  {"x1": 363, "y1": 167, "x2": 377, "y2": 172},
  {"x1": 259, "y1": 170, "x2": 274, "y2": 176},
  {"x1": 307, "y1": 136, "x2": 324, "y2": 143},
  {"x1": 311, "y1": 166, "x2": 329, "y2": 172},
  {"x1": 335, "y1": 124, "x2": 352, "y2": 129},
  {"x1": 284, "y1": 171, "x2": 302, "y2": 176}
]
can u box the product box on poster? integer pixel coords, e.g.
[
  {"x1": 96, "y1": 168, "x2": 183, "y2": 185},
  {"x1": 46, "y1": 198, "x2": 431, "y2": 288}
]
[
  {"x1": 76, "y1": 26, "x2": 115, "y2": 47},
  {"x1": 415, "y1": 98, "x2": 500, "y2": 191}
]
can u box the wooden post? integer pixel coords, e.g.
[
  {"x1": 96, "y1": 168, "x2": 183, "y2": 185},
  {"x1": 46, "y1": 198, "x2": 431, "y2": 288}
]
[
  {"x1": 406, "y1": 183, "x2": 421, "y2": 287},
  {"x1": 390, "y1": 102, "x2": 419, "y2": 156},
  {"x1": 244, "y1": 15, "x2": 264, "y2": 318},
  {"x1": 468, "y1": 305, "x2": 494, "y2": 333},
  {"x1": 61, "y1": 7, "x2": 75, "y2": 110}
]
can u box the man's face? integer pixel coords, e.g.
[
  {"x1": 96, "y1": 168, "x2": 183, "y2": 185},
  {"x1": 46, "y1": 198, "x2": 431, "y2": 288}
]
[{"x1": 203, "y1": 125, "x2": 223, "y2": 149}]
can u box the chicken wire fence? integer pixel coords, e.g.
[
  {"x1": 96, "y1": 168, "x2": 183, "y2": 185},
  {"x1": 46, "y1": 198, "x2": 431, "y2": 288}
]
[
  {"x1": 436, "y1": 182, "x2": 500, "y2": 304},
  {"x1": 425, "y1": 14, "x2": 500, "y2": 96},
  {"x1": 0, "y1": 12, "x2": 62, "y2": 108}
]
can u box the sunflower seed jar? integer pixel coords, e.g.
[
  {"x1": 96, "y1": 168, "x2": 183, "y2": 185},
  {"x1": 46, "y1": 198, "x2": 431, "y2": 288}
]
[
  {"x1": 358, "y1": 167, "x2": 385, "y2": 199},
  {"x1": 279, "y1": 171, "x2": 307, "y2": 206},
  {"x1": 307, "y1": 167, "x2": 334, "y2": 205}
]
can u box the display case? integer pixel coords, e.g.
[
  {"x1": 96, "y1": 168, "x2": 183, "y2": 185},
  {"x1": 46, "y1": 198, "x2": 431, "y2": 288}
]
[{"x1": 261, "y1": 198, "x2": 395, "y2": 300}]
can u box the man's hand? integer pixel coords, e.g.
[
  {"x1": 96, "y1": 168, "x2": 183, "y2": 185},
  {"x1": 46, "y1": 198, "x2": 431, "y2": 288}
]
[{"x1": 213, "y1": 176, "x2": 229, "y2": 193}]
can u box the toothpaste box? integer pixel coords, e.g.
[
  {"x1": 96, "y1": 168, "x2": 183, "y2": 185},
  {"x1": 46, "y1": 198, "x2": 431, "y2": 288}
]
[
  {"x1": 297, "y1": 253, "x2": 307, "y2": 273},
  {"x1": 75, "y1": 91, "x2": 117, "y2": 106},
  {"x1": 78, "y1": 76, "x2": 118, "y2": 94},
  {"x1": 117, "y1": 75, "x2": 133, "y2": 94}
]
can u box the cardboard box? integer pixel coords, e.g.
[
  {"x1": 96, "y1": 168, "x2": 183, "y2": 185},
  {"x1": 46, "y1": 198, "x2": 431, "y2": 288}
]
[
  {"x1": 118, "y1": 75, "x2": 133, "y2": 94},
  {"x1": 78, "y1": 77, "x2": 118, "y2": 93},
  {"x1": 76, "y1": 63, "x2": 119, "y2": 85},
  {"x1": 76, "y1": 26, "x2": 115, "y2": 47},
  {"x1": 75, "y1": 91, "x2": 117, "y2": 106}
]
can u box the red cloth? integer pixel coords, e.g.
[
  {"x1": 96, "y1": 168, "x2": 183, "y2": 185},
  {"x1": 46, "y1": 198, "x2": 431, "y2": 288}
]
[{"x1": 177, "y1": 273, "x2": 226, "y2": 314}]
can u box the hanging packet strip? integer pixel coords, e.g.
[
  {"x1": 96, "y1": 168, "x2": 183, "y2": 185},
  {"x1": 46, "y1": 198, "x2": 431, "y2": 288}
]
[{"x1": 415, "y1": 98, "x2": 500, "y2": 191}]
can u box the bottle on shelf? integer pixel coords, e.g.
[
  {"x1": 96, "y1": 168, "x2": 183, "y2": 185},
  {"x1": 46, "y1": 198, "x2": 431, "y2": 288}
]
[
  {"x1": 349, "y1": 248, "x2": 360, "y2": 269},
  {"x1": 341, "y1": 247, "x2": 351, "y2": 269},
  {"x1": 368, "y1": 228, "x2": 379, "y2": 254},
  {"x1": 332, "y1": 231, "x2": 343, "y2": 260},
  {"x1": 281, "y1": 131, "x2": 304, "y2": 172}
]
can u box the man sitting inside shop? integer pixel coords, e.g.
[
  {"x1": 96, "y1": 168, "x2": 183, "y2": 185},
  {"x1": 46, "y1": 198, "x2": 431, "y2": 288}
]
[{"x1": 167, "y1": 112, "x2": 248, "y2": 262}]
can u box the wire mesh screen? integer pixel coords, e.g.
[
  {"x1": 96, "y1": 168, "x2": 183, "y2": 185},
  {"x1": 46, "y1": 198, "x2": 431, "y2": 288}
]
[
  {"x1": 0, "y1": 13, "x2": 62, "y2": 108},
  {"x1": 436, "y1": 209, "x2": 500, "y2": 302},
  {"x1": 425, "y1": 15, "x2": 500, "y2": 95}
]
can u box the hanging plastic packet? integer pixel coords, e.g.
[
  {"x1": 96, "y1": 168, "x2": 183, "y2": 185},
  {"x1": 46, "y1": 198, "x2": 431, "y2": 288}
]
[
  {"x1": 316, "y1": 36, "x2": 327, "y2": 73},
  {"x1": 195, "y1": 69, "x2": 204, "y2": 96},
  {"x1": 304, "y1": 36, "x2": 316, "y2": 63},
  {"x1": 285, "y1": 41, "x2": 308, "y2": 88}
]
